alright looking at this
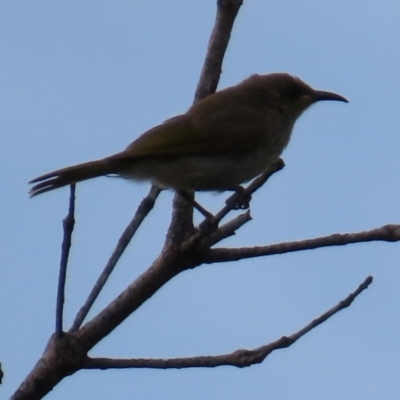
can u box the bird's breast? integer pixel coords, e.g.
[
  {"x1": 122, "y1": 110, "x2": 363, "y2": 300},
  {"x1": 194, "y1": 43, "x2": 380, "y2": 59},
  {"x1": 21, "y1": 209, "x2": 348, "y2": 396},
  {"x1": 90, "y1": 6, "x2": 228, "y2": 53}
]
[{"x1": 120, "y1": 149, "x2": 283, "y2": 191}]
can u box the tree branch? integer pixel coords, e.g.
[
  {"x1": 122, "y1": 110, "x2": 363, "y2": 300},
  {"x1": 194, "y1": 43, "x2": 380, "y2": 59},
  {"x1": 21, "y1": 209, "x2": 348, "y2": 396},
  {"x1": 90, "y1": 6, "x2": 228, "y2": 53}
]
[
  {"x1": 205, "y1": 224, "x2": 400, "y2": 263},
  {"x1": 83, "y1": 276, "x2": 373, "y2": 370},
  {"x1": 70, "y1": 186, "x2": 161, "y2": 331},
  {"x1": 55, "y1": 184, "x2": 76, "y2": 334},
  {"x1": 194, "y1": 0, "x2": 244, "y2": 101}
]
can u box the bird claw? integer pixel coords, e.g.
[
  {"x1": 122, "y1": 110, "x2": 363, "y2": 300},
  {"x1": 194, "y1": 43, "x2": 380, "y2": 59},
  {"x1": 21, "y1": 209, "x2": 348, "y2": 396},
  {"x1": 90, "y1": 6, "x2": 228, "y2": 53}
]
[{"x1": 225, "y1": 187, "x2": 252, "y2": 210}]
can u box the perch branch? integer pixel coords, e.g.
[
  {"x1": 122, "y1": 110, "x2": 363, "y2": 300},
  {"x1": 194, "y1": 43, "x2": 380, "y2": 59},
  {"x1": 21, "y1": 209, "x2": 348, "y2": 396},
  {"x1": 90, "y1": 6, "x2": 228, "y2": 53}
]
[{"x1": 180, "y1": 159, "x2": 284, "y2": 252}]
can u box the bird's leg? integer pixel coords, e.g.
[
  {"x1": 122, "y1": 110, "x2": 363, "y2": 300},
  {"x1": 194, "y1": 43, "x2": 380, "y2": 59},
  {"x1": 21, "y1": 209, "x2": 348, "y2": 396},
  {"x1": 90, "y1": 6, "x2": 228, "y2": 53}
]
[
  {"x1": 177, "y1": 191, "x2": 219, "y2": 233},
  {"x1": 176, "y1": 191, "x2": 215, "y2": 220},
  {"x1": 225, "y1": 186, "x2": 252, "y2": 209}
]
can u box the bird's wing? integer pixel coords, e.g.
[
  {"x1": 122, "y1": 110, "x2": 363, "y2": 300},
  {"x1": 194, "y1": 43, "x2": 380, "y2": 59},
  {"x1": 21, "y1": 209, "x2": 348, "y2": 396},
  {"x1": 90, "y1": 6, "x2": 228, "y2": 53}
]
[{"x1": 125, "y1": 100, "x2": 270, "y2": 158}]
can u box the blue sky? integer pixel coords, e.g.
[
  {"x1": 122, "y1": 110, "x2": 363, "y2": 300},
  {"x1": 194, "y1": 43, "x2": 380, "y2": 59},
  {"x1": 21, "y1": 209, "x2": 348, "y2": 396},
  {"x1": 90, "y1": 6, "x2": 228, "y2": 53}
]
[{"x1": 2, "y1": 1, "x2": 400, "y2": 399}]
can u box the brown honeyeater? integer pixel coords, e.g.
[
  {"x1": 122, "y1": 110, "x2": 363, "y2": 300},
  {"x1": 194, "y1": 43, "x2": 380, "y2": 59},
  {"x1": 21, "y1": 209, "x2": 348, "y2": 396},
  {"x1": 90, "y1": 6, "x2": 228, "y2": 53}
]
[{"x1": 29, "y1": 73, "x2": 348, "y2": 200}]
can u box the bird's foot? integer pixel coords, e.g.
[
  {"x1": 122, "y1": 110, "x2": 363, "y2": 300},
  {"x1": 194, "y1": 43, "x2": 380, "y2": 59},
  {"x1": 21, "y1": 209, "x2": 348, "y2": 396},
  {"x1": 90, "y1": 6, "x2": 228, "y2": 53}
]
[{"x1": 225, "y1": 186, "x2": 252, "y2": 210}]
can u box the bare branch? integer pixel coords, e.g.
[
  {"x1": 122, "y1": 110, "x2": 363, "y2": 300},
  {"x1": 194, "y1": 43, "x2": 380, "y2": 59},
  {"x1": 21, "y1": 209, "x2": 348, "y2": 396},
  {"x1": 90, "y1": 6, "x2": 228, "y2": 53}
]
[
  {"x1": 70, "y1": 186, "x2": 161, "y2": 331},
  {"x1": 207, "y1": 211, "x2": 252, "y2": 246},
  {"x1": 205, "y1": 224, "x2": 400, "y2": 263},
  {"x1": 56, "y1": 184, "x2": 76, "y2": 334},
  {"x1": 10, "y1": 333, "x2": 87, "y2": 400},
  {"x1": 194, "y1": 0, "x2": 244, "y2": 101},
  {"x1": 83, "y1": 276, "x2": 373, "y2": 370}
]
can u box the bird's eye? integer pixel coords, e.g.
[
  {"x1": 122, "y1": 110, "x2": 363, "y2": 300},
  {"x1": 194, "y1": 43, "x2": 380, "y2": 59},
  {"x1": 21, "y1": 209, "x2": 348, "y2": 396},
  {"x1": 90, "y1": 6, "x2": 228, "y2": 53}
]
[{"x1": 287, "y1": 85, "x2": 308, "y2": 100}]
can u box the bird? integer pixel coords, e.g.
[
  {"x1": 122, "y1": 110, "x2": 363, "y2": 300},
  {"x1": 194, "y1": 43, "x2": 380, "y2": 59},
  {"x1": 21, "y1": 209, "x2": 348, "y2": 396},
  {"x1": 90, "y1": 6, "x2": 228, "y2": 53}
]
[{"x1": 29, "y1": 73, "x2": 348, "y2": 211}]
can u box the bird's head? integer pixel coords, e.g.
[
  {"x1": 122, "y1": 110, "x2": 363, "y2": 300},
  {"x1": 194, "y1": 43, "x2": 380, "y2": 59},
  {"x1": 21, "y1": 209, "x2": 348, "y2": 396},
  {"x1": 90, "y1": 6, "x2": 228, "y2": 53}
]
[{"x1": 246, "y1": 73, "x2": 348, "y2": 120}]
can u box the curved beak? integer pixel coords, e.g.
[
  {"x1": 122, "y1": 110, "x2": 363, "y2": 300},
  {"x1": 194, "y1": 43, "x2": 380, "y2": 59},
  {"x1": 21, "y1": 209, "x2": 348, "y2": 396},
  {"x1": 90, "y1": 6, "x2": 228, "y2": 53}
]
[{"x1": 312, "y1": 90, "x2": 349, "y2": 103}]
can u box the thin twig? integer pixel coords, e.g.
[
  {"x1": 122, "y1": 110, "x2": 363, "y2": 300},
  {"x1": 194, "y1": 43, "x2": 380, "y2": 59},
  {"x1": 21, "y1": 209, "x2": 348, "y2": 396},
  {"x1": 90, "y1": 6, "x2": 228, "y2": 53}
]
[
  {"x1": 55, "y1": 184, "x2": 76, "y2": 334},
  {"x1": 205, "y1": 224, "x2": 400, "y2": 263},
  {"x1": 83, "y1": 276, "x2": 373, "y2": 370},
  {"x1": 70, "y1": 186, "x2": 161, "y2": 332}
]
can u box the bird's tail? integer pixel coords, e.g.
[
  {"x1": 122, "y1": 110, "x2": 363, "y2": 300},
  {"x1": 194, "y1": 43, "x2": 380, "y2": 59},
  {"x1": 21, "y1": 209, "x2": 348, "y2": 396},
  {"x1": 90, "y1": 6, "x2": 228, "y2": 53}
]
[{"x1": 29, "y1": 153, "x2": 130, "y2": 197}]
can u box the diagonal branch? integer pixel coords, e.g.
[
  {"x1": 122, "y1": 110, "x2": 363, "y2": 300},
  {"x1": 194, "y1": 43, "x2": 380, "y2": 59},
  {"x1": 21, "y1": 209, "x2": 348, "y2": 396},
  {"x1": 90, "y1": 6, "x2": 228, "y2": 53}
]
[
  {"x1": 205, "y1": 224, "x2": 400, "y2": 263},
  {"x1": 194, "y1": 0, "x2": 244, "y2": 101},
  {"x1": 70, "y1": 186, "x2": 161, "y2": 331},
  {"x1": 83, "y1": 276, "x2": 373, "y2": 370},
  {"x1": 207, "y1": 211, "x2": 252, "y2": 246}
]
